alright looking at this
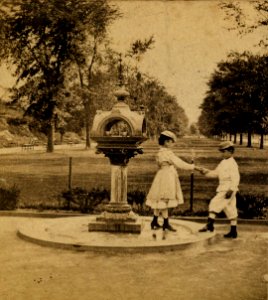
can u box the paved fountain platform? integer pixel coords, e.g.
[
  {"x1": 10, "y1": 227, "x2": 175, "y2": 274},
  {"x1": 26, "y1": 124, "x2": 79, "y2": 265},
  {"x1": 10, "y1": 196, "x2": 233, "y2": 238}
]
[{"x1": 17, "y1": 216, "x2": 216, "y2": 253}]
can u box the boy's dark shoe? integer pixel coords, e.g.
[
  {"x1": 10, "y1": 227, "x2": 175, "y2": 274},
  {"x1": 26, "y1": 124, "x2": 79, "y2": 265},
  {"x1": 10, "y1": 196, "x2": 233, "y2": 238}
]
[
  {"x1": 224, "y1": 226, "x2": 237, "y2": 239},
  {"x1": 198, "y1": 225, "x2": 214, "y2": 232},
  {"x1": 199, "y1": 217, "x2": 214, "y2": 232}
]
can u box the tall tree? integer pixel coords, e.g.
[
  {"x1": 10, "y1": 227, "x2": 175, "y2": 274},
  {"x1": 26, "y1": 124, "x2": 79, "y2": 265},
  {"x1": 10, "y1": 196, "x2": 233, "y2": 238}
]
[
  {"x1": 198, "y1": 51, "x2": 268, "y2": 148},
  {"x1": 0, "y1": 0, "x2": 120, "y2": 152}
]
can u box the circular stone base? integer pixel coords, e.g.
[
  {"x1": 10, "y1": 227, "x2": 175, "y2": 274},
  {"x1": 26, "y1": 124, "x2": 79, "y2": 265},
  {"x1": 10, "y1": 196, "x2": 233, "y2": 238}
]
[{"x1": 17, "y1": 216, "x2": 216, "y2": 253}]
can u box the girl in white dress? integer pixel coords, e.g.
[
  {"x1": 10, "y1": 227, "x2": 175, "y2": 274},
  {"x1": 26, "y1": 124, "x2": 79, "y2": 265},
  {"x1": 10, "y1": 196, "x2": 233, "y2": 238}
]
[{"x1": 146, "y1": 130, "x2": 195, "y2": 232}]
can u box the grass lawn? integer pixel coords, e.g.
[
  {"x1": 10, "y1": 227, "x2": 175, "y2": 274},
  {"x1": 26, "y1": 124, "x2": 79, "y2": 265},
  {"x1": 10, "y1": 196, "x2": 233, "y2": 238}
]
[{"x1": 0, "y1": 137, "x2": 267, "y2": 213}]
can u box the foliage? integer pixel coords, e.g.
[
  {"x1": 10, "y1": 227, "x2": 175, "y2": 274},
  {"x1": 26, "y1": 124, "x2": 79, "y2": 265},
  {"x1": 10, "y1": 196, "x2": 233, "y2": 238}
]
[
  {"x1": 201, "y1": 1, "x2": 268, "y2": 147},
  {"x1": 60, "y1": 187, "x2": 150, "y2": 214},
  {"x1": 0, "y1": 185, "x2": 20, "y2": 210},
  {"x1": 127, "y1": 189, "x2": 152, "y2": 215},
  {"x1": 66, "y1": 40, "x2": 189, "y2": 139},
  {"x1": 60, "y1": 186, "x2": 268, "y2": 219},
  {"x1": 0, "y1": 0, "x2": 120, "y2": 152},
  {"x1": 198, "y1": 51, "x2": 268, "y2": 148},
  {"x1": 189, "y1": 123, "x2": 199, "y2": 135},
  {"x1": 65, "y1": 36, "x2": 156, "y2": 147},
  {"x1": 237, "y1": 192, "x2": 268, "y2": 219},
  {"x1": 61, "y1": 187, "x2": 110, "y2": 213},
  {"x1": 220, "y1": 1, "x2": 268, "y2": 48},
  {"x1": 127, "y1": 75, "x2": 189, "y2": 138},
  {"x1": 7, "y1": 117, "x2": 27, "y2": 126}
]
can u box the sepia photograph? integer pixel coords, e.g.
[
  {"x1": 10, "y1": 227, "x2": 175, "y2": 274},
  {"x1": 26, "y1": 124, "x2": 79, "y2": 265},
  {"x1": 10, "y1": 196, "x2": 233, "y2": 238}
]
[{"x1": 0, "y1": 0, "x2": 267, "y2": 299}]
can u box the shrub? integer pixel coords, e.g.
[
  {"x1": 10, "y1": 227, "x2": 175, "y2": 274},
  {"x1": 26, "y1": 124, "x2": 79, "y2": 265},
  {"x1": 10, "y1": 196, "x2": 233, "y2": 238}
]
[
  {"x1": 237, "y1": 193, "x2": 268, "y2": 219},
  {"x1": 7, "y1": 117, "x2": 27, "y2": 126},
  {"x1": 61, "y1": 187, "x2": 149, "y2": 214},
  {"x1": 127, "y1": 189, "x2": 154, "y2": 215},
  {"x1": 0, "y1": 185, "x2": 20, "y2": 210},
  {"x1": 60, "y1": 187, "x2": 268, "y2": 219},
  {"x1": 61, "y1": 187, "x2": 109, "y2": 213}
]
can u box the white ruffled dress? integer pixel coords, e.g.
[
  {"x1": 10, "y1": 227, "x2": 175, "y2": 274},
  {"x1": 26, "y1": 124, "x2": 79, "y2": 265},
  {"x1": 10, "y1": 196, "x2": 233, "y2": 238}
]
[{"x1": 146, "y1": 147, "x2": 194, "y2": 209}]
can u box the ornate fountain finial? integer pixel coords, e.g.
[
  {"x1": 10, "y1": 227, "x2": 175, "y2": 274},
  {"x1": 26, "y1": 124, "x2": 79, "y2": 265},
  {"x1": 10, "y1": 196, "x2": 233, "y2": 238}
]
[{"x1": 114, "y1": 53, "x2": 130, "y2": 101}]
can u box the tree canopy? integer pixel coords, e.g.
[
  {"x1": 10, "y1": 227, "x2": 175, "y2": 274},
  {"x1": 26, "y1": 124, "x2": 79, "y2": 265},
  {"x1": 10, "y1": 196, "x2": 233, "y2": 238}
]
[
  {"x1": 198, "y1": 51, "x2": 268, "y2": 148},
  {"x1": 0, "y1": 0, "x2": 188, "y2": 148},
  {"x1": 0, "y1": 0, "x2": 120, "y2": 151}
]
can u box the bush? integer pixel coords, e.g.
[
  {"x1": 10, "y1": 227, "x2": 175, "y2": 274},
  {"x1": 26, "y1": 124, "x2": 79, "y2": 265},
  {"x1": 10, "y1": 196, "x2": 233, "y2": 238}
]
[
  {"x1": 127, "y1": 189, "x2": 154, "y2": 215},
  {"x1": 237, "y1": 193, "x2": 268, "y2": 219},
  {"x1": 61, "y1": 187, "x2": 109, "y2": 213},
  {"x1": 0, "y1": 185, "x2": 20, "y2": 210},
  {"x1": 60, "y1": 187, "x2": 268, "y2": 219},
  {"x1": 7, "y1": 117, "x2": 27, "y2": 126},
  {"x1": 60, "y1": 187, "x2": 150, "y2": 214}
]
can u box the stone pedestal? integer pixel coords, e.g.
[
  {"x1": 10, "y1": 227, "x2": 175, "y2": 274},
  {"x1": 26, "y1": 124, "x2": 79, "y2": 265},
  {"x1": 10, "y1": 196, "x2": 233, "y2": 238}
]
[{"x1": 88, "y1": 161, "x2": 142, "y2": 233}]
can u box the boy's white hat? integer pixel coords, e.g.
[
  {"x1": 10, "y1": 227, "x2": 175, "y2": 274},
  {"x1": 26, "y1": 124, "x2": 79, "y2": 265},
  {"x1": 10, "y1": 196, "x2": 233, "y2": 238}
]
[
  {"x1": 219, "y1": 141, "x2": 234, "y2": 151},
  {"x1": 160, "y1": 130, "x2": 177, "y2": 142}
]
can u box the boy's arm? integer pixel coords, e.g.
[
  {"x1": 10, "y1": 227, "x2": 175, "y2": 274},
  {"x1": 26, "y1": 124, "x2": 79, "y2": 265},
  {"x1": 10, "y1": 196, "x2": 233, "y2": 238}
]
[
  {"x1": 195, "y1": 166, "x2": 218, "y2": 177},
  {"x1": 202, "y1": 168, "x2": 218, "y2": 178}
]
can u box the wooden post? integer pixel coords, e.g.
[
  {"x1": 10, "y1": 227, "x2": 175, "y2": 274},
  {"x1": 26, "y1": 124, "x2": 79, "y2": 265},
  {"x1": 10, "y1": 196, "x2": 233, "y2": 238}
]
[
  {"x1": 190, "y1": 166, "x2": 194, "y2": 212},
  {"x1": 190, "y1": 150, "x2": 195, "y2": 212}
]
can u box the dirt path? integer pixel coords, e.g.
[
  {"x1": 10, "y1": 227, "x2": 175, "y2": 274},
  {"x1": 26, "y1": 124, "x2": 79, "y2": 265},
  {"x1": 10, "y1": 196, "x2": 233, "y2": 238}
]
[{"x1": 0, "y1": 217, "x2": 267, "y2": 300}]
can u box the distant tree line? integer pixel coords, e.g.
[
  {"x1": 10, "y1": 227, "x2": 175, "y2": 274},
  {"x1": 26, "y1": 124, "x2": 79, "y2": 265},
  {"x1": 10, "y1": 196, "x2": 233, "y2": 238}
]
[{"x1": 198, "y1": 52, "x2": 268, "y2": 149}]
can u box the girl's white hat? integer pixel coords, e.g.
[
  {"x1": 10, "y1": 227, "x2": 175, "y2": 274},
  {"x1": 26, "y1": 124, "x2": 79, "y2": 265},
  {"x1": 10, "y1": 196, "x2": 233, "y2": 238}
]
[{"x1": 161, "y1": 130, "x2": 177, "y2": 142}]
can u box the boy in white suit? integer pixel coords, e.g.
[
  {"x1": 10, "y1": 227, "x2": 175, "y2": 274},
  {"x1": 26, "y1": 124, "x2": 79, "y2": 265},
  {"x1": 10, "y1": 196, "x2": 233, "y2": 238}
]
[{"x1": 197, "y1": 141, "x2": 240, "y2": 238}]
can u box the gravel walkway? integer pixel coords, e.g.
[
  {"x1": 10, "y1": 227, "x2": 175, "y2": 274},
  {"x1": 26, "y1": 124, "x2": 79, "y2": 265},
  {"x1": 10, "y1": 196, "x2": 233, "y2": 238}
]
[{"x1": 0, "y1": 217, "x2": 267, "y2": 300}]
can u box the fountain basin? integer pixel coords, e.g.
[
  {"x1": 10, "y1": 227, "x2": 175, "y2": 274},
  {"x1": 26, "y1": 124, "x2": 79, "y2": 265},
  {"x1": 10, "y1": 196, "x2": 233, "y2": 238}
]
[{"x1": 17, "y1": 216, "x2": 216, "y2": 253}]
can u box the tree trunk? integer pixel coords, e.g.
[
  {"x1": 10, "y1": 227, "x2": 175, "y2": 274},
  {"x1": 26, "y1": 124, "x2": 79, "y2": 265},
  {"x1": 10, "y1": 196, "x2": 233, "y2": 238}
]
[
  {"x1": 60, "y1": 133, "x2": 64, "y2": 144},
  {"x1": 239, "y1": 133, "x2": 243, "y2": 145},
  {"x1": 260, "y1": 132, "x2": 264, "y2": 149},
  {"x1": 84, "y1": 100, "x2": 91, "y2": 149},
  {"x1": 85, "y1": 120, "x2": 90, "y2": 149},
  {"x1": 47, "y1": 119, "x2": 55, "y2": 153},
  {"x1": 234, "y1": 133, "x2": 237, "y2": 144},
  {"x1": 247, "y1": 130, "x2": 252, "y2": 148}
]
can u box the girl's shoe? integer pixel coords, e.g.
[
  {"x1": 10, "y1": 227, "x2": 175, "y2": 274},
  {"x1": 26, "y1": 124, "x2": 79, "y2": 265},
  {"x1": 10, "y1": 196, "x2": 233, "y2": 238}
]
[
  {"x1": 163, "y1": 224, "x2": 176, "y2": 232},
  {"x1": 163, "y1": 218, "x2": 177, "y2": 232},
  {"x1": 151, "y1": 216, "x2": 161, "y2": 230},
  {"x1": 151, "y1": 221, "x2": 161, "y2": 230}
]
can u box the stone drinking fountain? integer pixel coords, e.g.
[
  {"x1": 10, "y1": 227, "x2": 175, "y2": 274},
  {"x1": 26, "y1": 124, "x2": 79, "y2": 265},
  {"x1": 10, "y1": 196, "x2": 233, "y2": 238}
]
[{"x1": 88, "y1": 73, "x2": 147, "y2": 233}]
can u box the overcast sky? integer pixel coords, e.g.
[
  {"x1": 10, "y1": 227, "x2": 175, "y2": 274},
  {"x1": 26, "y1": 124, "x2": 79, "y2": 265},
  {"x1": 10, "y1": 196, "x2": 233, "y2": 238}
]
[
  {"x1": 0, "y1": 1, "x2": 265, "y2": 124},
  {"x1": 108, "y1": 0, "x2": 265, "y2": 123}
]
